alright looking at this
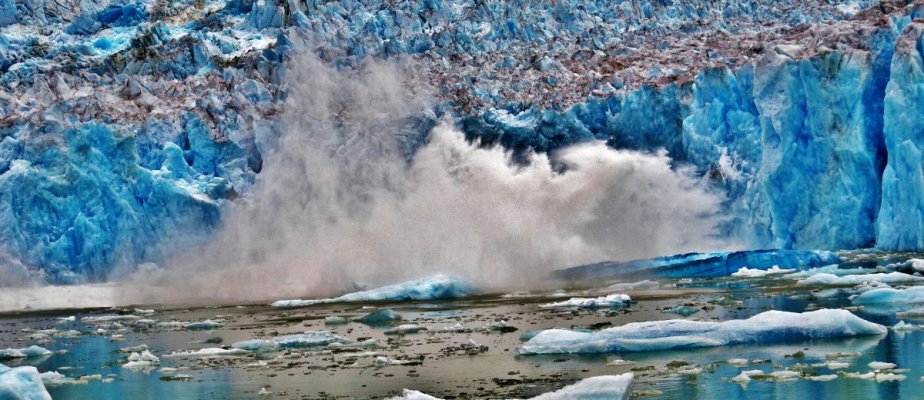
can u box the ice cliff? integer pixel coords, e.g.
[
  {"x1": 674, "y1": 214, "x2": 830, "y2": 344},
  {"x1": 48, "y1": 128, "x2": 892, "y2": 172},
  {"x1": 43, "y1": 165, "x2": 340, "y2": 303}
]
[{"x1": 1, "y1": 0, "x2": 924, "y2": 283}]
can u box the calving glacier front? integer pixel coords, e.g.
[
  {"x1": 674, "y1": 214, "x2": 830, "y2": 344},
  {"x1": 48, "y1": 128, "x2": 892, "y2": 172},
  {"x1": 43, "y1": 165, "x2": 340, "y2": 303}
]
[{"x1": 1, "y1": 0, "x2": 924, "y2": 286}]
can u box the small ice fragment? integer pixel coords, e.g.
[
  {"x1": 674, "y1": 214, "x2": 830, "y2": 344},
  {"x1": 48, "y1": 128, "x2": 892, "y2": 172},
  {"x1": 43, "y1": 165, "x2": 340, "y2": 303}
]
[
  {"x1": 768, "y1": 370, "x2": 800, "y2": 381},
  {"x1": 730, "y1": 372, "x2": 751, "y2": 383},
  {"x1": 891, "y1": 321, "x2": 922, "y2": 331},
  {"x1": 480, "y1": 320, "x2": 518, "y2": 333},
  {"x1": 357, "y1": 309, "x2": 402, "y2": 325},
  {"x1": 374, "y1": 356, "x2": 418, "y2": 366},
  {"x1": 183, "y1": 320, "x2": 222, "y2": 331},
  {"x1": 728, "y1": 358, "x2": 749, "y2": 366},
  {"x1": 164, "y1": 348, "x2": 250, "y2": 358},
  {"x1": 868, "y1": 361, "x2": 896, "y2": 371},
  {"x1": 232, "y1": 340, "x2": 278, "y2": 353},
  {"x1": 808, "y1": 374, "x2": 838, "y2": 381},
  {"x1": 122, "y1": 350, "x2": 160, "y2": 371},
  {"x1": 676, "y1": 366, "x2": 703, "y2": 376},
  {"x1": 844, "y1": 371, "x2": 876, "y2": 380},
  {"x1": 825, "y1": 361, "x2": 850, "y2": 370},
  {"x1": 384, "y1": 325, "x2": 427, "y2": 335},
  {"x1": 258, "y1": 387, "x2": 272, "y2": 395},
  {"x1": 324, "y1": 316, "x2": 348, "y2": 325},
  {"x1": 607, "y1": 359, "x2": 636, "y2": 366},
  {"x1": 875, "y1": 373, "x2": 906, "y2": 382}
]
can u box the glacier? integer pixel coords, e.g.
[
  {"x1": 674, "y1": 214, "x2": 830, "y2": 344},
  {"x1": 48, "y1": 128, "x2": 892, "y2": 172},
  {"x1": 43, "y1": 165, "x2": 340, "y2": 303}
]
[
  {"x1": 517, "y1": 309, "x2": 886, "y2": 354},
  {"x1": 1, "y1": 0, "x2": 924, "y2": 284}
]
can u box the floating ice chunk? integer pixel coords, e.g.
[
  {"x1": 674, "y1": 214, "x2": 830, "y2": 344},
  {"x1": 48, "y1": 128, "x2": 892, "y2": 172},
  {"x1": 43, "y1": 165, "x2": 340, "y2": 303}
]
[
  {"x1": 123, "y1": 350, "x2": 160, "y2": 370},
  {"x1": 853, "y1": 287, "x2": 924, "y2": 308},
  {"x1": 808, "y1": 374, "x2": 838, "y2": 381},
  {"x1": 436, "y1": 323, "x2": 470, "y2": 333},
  {"x1": 728, "y1": 358, "x2": 749, "y2": 366},
  {"x1": 844, "y1": 371, "x2": 876, "y2": 380},
  {"x1": 479, "y1": 320, "x2": 518, "y2": 333},
  {"x1": 375, "y1": 356, "x2": 418, "y2": 366},
  {"x1": 81, "y1": 315, "x2": 141, "y2": 323},
  {"x1": 557, "y1": 250, "x2": 841, "y2": 280},
  {"x1": 387, "y1": 389, "x2": 442, "y2": 400},
  {"x1": 797, "y1": 272, "x2": 923, "y2": 286},
  {"x1": 675, "y1": 366, "x2": 703, "y2": 376},
  {"x1": 540, "y1": 294, "x2": 631, "y2": 309},
  {"x1": 0, "y1": 363, "x2": 52, "y2": 400},
  {"x1": 731, "y1": 266, "x2": 795, "y2": 278},
  {"x1": 868, "y1": 361, "x2": 896, "y2": 371},
  {"x1": 730, "y1": 372, "x2": 751, "y2": 384},
  {"x1": 819, "y1": 361, "x2": 850, "y2": 370},
  {"x1": 232, "y1": 340, "x2": 278, "y2": 353},
  {"x1": 272, "y1": 275, "x2": 476, "y2": 307},
  {"x1": 324, "y1": 316, "x2": 348, "y2": 325},
  {"x1": 890, "y1": 259, "x2": 924, "y2": 274},
  {"x1": 37, "y1": 371, "x2": 82, "y2": 386},
  {"x1": 391, "y1": 373, "x2": 635, "y2": 400},
  {"x1": 0, "y1": 346, "x2": 52, "y2": 361},
  {"x1": 357, "y1": 309, "x2": 403, "y2": 325},
  {"x1": 891, "y1": 321, "x2": 923, "y2": 331},
  {"x1": 782, "y1": 265, "x2": 872, "y2": 279},
  {"x1": 164, "y1": 348, "x2": 250, "y2": 358},
  {"x1": 518, "y1": 309, "x2": 885, "y2": 354},
  {"x1": 876, "y1": 373, "x2": 906, "y2": 382},
  {"x1": 272, "y1": 331, "x2": 347, "y2": 349},
  {"x1": 183, "y1": 320, "x2": 223, "y2": 330},
  {"x1": 663, "y1": 306, "x2": 700, "y2": 317},
  {"x1": 768, "y1": 370, "x2": 800, "y2": 381},
  {"x1": 56, "y1": 316, "x2": 76, "y2": 323},
  {"x1": 607, "y1": 359, "x2": 636, "y2": 366},
  {"x1": 384, "y1": 325, "x2": 427, "y2": 335}
]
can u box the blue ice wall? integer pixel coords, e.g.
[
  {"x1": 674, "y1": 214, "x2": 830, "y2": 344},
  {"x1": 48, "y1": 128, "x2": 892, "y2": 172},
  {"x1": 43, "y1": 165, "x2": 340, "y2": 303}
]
[
  {"x1": 0, "y1": 124, "x2": 236, "y2": 283},
  {"x1": 878, "y1": 21, "x2": 924, "y2": 250}
]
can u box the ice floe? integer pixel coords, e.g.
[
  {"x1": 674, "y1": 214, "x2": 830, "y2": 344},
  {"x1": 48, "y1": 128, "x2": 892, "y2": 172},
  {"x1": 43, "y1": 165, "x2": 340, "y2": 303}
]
[
  {"x1": 0, "y1": 346, "x2": 52, "y2": 361},
  {"x1": 388, "y1": 373, "x2": 633, "y2": 400},
  {"x1": 731, "y1": 265, "x2": 795, "y2": 278},
  {"x1": 796, "y1": 272, "x2": 923, "y2": 286},
  {"x1": 518, "y1": 309, "x2": 885, "y2": 354}
]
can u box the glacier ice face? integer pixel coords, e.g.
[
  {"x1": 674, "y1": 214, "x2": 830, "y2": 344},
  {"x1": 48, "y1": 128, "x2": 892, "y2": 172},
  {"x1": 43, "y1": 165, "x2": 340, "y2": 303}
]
[
  {"x1": 878, "y1": 22, "x2": 924, "y2": 250},
  {"x1": 1, "y1": 0, "x2": 924, "y2": 285},
  {"x1": 271, "y1": 275, "x2": 475, "y2": 308},
  {"x1": 0, "y1": 364, "x2": 52, "y2": 400},
  {"x1": 517, "y1": 309, "x2": 885, "y2": 354}
]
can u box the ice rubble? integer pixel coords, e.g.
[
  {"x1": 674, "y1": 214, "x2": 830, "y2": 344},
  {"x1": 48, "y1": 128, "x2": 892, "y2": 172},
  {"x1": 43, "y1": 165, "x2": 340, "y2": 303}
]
[
  {"x1": 518, "y1": 309, "x2": 885, "y2": 354},
  {"x1": 0, "y1": 363, "x2": 52, "y2": 400},
  {"x1": 2, "y1": 0, "x2": 924, "y2": 283},
  {"x1": 555, "y1": 249, "x2": 841, "y2": 280},
  {"x1": 389, "y1": 373, "x2": 633, "y2": 400},
  {"x1": 271, "y1": 275, "x2": 475, "y2": 307}
]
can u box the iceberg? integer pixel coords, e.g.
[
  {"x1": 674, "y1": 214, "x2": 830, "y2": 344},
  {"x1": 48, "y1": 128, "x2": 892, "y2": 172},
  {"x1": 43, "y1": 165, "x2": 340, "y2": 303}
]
[
  {"x1": 0, "y1": 346, "x2": 52, "y2": 361},
  {"x1": 852, "y1": 286, "x2": 924, "y2": 307},
  {"x1": 271, "y1": 275, "x2": 476, "y2": 308},
  {"x1": 796, "y1": 272, "x2": 923, "y2": 286},
  {"x1": 554, "y1": 250, "x2": 841, "y2": 281},
  {"x1": 0, "y1": 364, "x2": 52, "y2": 400},
  {"x1": 518, "y1": 309, "x2": 885, "y2": 354},
  {"x1": 540, "y1": 294, "x2": 631, "y2": 309},
  {"x1": 269, "y1": 331, "x2": 347, "y2": 349},
  {"x1": 356, "y1": 309, "x2": 403, "y2": 325},
  {"x1": 731, "y1": 266, "x2": 795, "y2": 278}
]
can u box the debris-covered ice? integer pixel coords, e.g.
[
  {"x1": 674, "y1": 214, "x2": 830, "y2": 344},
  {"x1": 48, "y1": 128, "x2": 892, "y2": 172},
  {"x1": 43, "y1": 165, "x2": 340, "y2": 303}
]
[{"x1": 518, "y1": 310, "x2": 885, "y2": 354}]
